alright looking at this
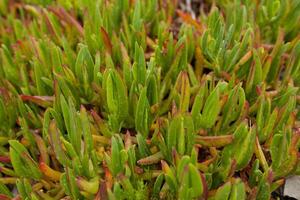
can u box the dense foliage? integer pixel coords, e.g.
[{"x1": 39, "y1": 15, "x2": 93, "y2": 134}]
[{"x1": 0, "y1": 0, "x2": 300, "y2": 199}]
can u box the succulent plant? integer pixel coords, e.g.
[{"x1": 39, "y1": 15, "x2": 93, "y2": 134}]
[{"x1": 0, "y1": 0, "x2": 300, "y2": 199}]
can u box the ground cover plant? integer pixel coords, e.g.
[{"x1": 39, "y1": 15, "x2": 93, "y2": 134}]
[{"x1": 0, "y1": 0, "x2": 300, "y2": 199}]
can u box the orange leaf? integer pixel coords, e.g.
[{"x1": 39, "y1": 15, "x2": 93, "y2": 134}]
[
  {"x1": 39, "y1": 162, "x2": 62, "y2": 181},
  {"x1": 176, "y1": 10, "x2": 203, "y2": 33},
  {"x1": 100, "y1": 27, "x2": 113, "y2": 55}
]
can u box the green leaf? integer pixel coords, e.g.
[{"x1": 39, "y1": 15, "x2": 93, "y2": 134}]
[
  {"x1": 106, "y1": 69, "x2": 128, "y2": 131},
  {"x1": 189, "y1": 163, "x2": 203, "y2": 198},
  {"x1": 48, "y1": 120, "x2": 71, "y2": 167},
  {"x1": 199, "y1": 86, "x2": 221, "y2": 129},
  {"x1": 178, "y1": 71, "x2": 190, "y2": 113},
  {"x1": 80, "y1": 105, "x2": 93, "y2": 155},
  {"x1": 9, "y1": 140, "x2": 42, "y2": 180},
  {"x1": 234, "y1": 125, "x2": 256, "y2": 170},
  {"x1": 135, "y1": 87, "x2": 151, "y2": 137},
  {"x1": 133, "y1": 43, "x2": 146, "y2": 86},
  {"x1": 229, "y1": 179, "x2": 245, "y2": 200},
  {"x1": 110, "y1": 136, "x2": 123, "y2": 176},
  {"x1": 75, "y1": 45, "x2": 94, "y2": 83},
  {"x1": 214, "y1": 181, "x2": 232, "y2": 200}
]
